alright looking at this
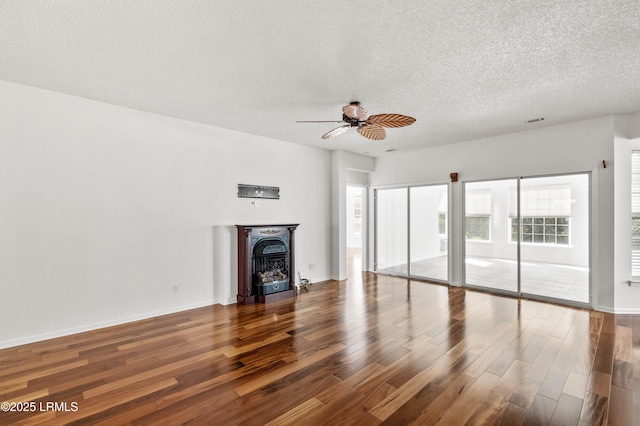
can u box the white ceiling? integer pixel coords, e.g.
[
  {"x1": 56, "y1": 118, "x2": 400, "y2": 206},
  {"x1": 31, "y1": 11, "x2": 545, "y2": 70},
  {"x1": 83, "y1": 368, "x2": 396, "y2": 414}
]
[{"x1": 1, "y1": 1, "x2": 639, "y2": 157}]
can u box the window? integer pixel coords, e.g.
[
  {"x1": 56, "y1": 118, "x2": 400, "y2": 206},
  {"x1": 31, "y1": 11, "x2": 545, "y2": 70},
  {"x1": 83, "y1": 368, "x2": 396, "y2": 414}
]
[
  {"x1": 466, "y1": 188, "x2": 491, "y2": 241},
  {"x1": 438, "y1": 213, "x2": 447, "y2": 235},
  {"x1": 466, "y1": 216, "x2": 490, "y2": 240},
  {"x1": 438, "y1": 190, "x2": 448, "y2": 236},
  {"x1": 511, "y1": 217, "x2": 570, "y2": 245},
  {"x1": 632, "y1": 152, "x2": 640, "y2": 277},
  {"x1": 508, "y1": 183, "x2": 572, "y2": 246},
  {"x1": 353, "y1": 195, "x2": 362, "y2": 236}
]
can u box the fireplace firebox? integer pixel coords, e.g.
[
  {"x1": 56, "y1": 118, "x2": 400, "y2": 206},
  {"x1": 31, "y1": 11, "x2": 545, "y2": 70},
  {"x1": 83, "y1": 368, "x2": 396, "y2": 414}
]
[{"x1": 236, "y1": 224, "x2": 298, "y2": 304}]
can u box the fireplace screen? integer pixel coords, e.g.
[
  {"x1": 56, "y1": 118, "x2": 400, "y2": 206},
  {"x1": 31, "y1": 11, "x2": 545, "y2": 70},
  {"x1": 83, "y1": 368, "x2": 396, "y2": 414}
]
[{"x1": 251, "y1": 236, "x2": 290, "y2": 293}]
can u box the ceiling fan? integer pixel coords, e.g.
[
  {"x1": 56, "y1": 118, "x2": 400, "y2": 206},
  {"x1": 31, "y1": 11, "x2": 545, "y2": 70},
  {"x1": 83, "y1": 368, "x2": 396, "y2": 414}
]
[{"x1": 297, "y1": 102, "x2": 416, "y2": 140}]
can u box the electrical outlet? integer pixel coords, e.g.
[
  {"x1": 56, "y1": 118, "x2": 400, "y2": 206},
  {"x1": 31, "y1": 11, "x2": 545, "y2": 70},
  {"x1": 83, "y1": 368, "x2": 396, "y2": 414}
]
[
  {"x1": 172, "y1": 284, "x2": 179, "y2": 294},
  {"x1": 309, "y1": 264, "x2": 315, "y2": 270}
]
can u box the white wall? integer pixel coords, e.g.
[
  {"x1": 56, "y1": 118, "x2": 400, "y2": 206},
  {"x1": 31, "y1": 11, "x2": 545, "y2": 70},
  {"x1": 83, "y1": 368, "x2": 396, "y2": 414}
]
[
  {"x1": 370, "y1": 116, "x2": 615, "y2": 311},
  {"x1": 0, "y1": 81, "x2": 332, "y2": 348}
]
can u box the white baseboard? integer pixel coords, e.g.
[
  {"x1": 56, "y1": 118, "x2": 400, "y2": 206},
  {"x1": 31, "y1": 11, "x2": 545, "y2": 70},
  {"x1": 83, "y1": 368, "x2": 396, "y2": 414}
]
[
  {"x1": 214, "y1": 297, "x2": 237, "y2": 306},
  {"x1": 0, "y1": 299, "x2": 216, "y2": 350},
  {"x1": 593, "y1": 304, "x2": 615, "y2": 314},
  {"x1": 573, "y1": 303, "x2": 640, "y2": 315},
  {"x1": 613, "y1": 308, "x2": 640, "y2": 314},
  {"x1": 596, "y1": 305, "x2": 640, "y2": 314},
  {"x1": 328, "y1": 275, "x2": 347, "y2": 281},
  {"x1": 308, "y1": 276, "x2": 332, "y2": 283}
]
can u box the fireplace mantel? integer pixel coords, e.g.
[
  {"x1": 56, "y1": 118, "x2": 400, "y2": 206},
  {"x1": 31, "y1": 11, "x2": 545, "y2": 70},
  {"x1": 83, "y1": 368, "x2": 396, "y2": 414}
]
[{"x1": 236, "y1": 224, "x2": 299, "y2": 304}]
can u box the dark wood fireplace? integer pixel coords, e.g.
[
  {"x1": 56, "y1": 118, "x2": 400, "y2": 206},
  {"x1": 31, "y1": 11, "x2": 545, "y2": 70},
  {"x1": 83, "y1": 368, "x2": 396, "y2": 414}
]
[{"x1": 236, "y1": 224, "x2": 299, "y2": 304}]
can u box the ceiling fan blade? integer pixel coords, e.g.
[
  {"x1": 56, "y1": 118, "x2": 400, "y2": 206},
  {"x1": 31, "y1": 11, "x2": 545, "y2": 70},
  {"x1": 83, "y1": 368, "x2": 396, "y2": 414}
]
[
  {"x1": 342, "y1": 104, "x2": 369, "y2": 121},
  {"x1": 296, "y1": 120, "x2": 345, "y2": 123},
  {"x1": 368, "y1": 114, "x2": 416, "y2": 128},
  {"x1": 357, "y1": 124, "x2": 386, "y2": 140},
  {"x1": 322, "y1": 124, "x2": 351, "y2": 139}
]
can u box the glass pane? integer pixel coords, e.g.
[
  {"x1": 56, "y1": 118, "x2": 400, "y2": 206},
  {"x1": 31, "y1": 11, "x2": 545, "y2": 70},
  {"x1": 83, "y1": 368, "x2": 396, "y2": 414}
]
[
  {"x1": 376, "y1": 188, "x2": 408, "y2": 276},
  {"x1": 466, "y1": 217, "x2": 490, "y2": 240},
  {"x1": 632, "y1": 218, "x2": 640, "y2": 249},
  {"x1": 632, "y1": 217, "x2": 640, "y2": 277},
  {"x1": 521, "y1": 174, "x2": 589, "y2": 303},
  {"x1": 409, "y1": 185, "x2": 448, "y2": 281},
  {"x1": 465, "y1": 179, "x2": 518, "y2": 292}
]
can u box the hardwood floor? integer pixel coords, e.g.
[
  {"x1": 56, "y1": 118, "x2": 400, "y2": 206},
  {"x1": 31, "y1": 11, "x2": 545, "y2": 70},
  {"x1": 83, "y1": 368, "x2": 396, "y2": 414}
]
[{"x1": 0, "y1": 272, "x2": 637, "y2": 425}]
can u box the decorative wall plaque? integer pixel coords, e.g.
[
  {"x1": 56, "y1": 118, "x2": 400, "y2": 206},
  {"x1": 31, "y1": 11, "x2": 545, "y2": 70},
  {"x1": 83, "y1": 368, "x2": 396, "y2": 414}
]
[
  {"x1": 260, "y1": 229, "x2": 281, "y2": 235},
  {"x1": 238, "y1": 184, "x2": 280, "y2": 200}
]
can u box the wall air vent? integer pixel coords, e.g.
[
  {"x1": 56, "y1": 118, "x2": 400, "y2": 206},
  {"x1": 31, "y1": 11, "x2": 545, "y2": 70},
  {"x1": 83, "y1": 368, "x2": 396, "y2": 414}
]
[{"x1": 524, "y1": 117, "x2": 546, "y2": 124}]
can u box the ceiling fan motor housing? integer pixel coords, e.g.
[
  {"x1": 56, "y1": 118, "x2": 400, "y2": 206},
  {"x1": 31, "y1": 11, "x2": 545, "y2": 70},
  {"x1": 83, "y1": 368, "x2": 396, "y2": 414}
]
[{"x1": 342, "y1": 114, "x2": 363, "y2": 127}]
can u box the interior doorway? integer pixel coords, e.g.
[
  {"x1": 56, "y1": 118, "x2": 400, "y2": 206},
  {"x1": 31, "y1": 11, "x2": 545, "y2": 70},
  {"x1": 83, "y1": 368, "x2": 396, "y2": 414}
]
[{"x1": 346, "y1": 185, "x2": 365, "y2": 278}]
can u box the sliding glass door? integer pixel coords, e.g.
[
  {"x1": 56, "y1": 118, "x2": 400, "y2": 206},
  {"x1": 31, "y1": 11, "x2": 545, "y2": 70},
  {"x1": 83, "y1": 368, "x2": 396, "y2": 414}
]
[
  {"x1": 375, "y1": 184, "x2": 448, "y2": 282},
  {"x1": 376, "y1": 188, "x2": 408, "y2": 275},
  {"x1": 464, "y1": 173, "x2": 590, "y2": 305},
  {"x1": 519, "y1": 174, "x2": 590, "y2": 303},
  {"x1": 464, "y1": 179, "x2": 518, "y2": 292},
  {"x1": 375, "y1": 173, "x2": 590, "y2": 306},
  {"x1": 409, "y1": 185, "x2": 448, "y2": 281}
]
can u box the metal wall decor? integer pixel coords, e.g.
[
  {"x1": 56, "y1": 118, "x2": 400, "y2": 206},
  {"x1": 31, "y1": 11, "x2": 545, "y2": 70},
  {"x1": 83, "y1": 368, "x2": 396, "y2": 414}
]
[{"x1": 238, "y1": 184, "x2": 280, "y2": 200}]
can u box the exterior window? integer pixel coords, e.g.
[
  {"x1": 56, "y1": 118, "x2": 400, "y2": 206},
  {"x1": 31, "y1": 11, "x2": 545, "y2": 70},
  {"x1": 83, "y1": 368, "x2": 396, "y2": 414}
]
[
  {"x1": 466, "y1": 188, "x2": 491, "y2": 241},
  {"x1": 632, "y1": 218, "x2": 640, "y2": 277},
  {"x1": 353, "y1": 195, "x2": 362, "y2": 236},
  {"x1": 509, "y1": 183, "x2": 572, "y2": 246},
  {"x1": 632, "y1": 152, "x2": 640, "y2": 277},
  {"x1": 438, "y1": 213, "x2": 447, "y2": 235},
  {"x1": 438, "y1": 190, "x2": 448, "y2": 236},
  {"x1": 511, "y1": 217, "x2": 570, "y2": 245},
  {"x1": 466, "y1": 216, "x2": 490, "y2": 240}
]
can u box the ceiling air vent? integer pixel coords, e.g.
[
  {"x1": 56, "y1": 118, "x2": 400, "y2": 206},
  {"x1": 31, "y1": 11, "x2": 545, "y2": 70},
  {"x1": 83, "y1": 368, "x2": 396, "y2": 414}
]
[{"x1": 524, "y1": 117, "x2": 545, "y2": 124}]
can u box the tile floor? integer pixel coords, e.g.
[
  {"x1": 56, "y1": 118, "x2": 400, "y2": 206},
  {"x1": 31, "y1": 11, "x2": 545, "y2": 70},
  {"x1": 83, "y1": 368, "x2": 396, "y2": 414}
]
[{"x1": 378, "y1": 255, "x2": 590, "y2": 304}]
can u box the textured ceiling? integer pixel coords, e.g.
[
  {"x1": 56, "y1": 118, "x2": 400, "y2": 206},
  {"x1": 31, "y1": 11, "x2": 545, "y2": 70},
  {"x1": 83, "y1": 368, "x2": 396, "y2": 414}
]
[{"x1": 1, "y1": 1, "x2": 639, "y2": 156}]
